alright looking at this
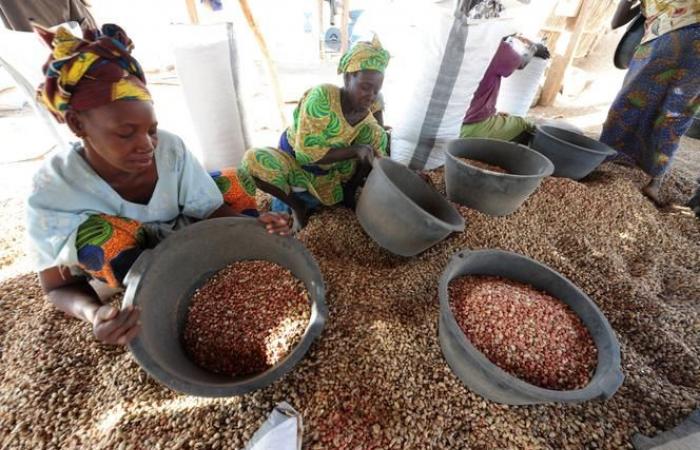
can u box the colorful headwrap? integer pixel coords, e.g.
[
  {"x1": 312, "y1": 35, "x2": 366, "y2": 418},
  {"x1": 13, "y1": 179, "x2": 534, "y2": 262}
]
[
  {"x1": 34, "y1": 23, "x2": 152, "y2": 122},
  {"x1": 337, "y1": 35, "x2": 390, "y2": 75}
]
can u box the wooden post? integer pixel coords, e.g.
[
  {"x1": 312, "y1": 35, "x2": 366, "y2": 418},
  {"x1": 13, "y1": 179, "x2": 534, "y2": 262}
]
[
  {"x1": 340, "y1": 0, "x2": 350, "y2": 54},
  {"x1": 238, "y1": 0, "x2": 288, "y2": 127},
  {"x1": 185, "y1": 0, "x2": 199, "y2": 24},
  {"x1": 539, "y1": 0, "x2": 593, "y2": 106},
  {"x1": 318, "y1": 0, "x2": 325, "y2": 60}
]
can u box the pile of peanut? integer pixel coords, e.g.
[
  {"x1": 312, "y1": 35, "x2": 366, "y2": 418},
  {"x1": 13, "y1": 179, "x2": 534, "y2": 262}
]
[
  {"x1": 1, "y1": 164, "x2": 699, "y2": 449},
  {"x1": 183, "y1": 260, "x2": 310, "y2": 377},
  {"x1": 458, "y1": 157, "x2": 510, "y2": 174},
  {"x1": 449, "y1": 275, "x2": 597, "y2": 390}
]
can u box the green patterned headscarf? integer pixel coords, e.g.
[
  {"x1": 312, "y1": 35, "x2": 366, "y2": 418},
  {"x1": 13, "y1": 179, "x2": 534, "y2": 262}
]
[{"x1": 337, "y1": 35, "x2": 390, "y2": 74}]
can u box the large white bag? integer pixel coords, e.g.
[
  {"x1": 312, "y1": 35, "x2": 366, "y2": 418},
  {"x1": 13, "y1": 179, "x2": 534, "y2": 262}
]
[
  {"x1": 496, "y1": 55, "x2": 549, "y2": 116},
  {"x1": 387, "y1": 0, "x2": 557, "y2": 170},
  {"x1": 170, "y1": 23, "x2": 251, "y2": 171},
  {"x1": 387, "y1": 4, "x2": 516, "y2": 170}
]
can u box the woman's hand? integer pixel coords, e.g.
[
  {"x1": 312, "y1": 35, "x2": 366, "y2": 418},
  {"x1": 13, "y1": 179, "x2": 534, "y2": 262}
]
[
  {"x1": 40, "y1": 267, "x2": 141, "y2": 346},
  {"x1": 533, "y1": 43, "x2": 550, "y2": 59},
  {"x1": 209, "y1": 205, "x2": 292, "y2": 234},
  {"x1": 355, "y1": 144, "x2": 376, "y2": 166},
  {"x1": 258, "y1": 212, "x2": 292, "y2": 235},
  {"x1": 91, "y1": 304, "x2": 141, "y2": 346}
]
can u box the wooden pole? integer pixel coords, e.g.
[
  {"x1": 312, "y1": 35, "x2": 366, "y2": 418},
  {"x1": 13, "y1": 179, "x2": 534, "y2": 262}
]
[
  {"x1": 539, "y1": 0, "x2": 593, "y2": 106},
  {"x1": 185, "y1": 0, "x2": 199, "y2": 24},
  {"x1": 340, "y1": 0, "x2": 350, "y2": 54},
  {"x1": 237, "y1": 0, "x2": 288, "y2": 127}
]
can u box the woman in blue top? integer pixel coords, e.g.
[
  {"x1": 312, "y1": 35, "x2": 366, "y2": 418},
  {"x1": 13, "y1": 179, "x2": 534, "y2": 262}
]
[{"x1": 27, "y1": 24, "x2": 290, "y2": 346}]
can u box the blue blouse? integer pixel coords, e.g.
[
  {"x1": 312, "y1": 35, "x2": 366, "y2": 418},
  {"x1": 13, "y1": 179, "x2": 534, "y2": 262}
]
[{"x1": 26, "y1": 130, "x2": 223, "y2": 271}]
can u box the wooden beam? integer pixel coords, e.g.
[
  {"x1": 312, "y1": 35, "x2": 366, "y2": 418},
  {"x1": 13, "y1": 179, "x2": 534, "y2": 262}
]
[
  {"x1": 540, "y1": 26, "x2": 600, "y2": 34},
  {"x1": 539, "y1": 0, "x2": 593, "y2": 106},
  {"x1": 555, "y1": 0, "x2": 584, "y2": 17},
  {"x1": 185, "y1": 0, "x2": 199, "y2": 24},
  {"x1": 237, "y1": 0, "x2": 288, "y2": 127},
  {"x1": 340, "y1": 0, "x2": 350, "y2": 54}
]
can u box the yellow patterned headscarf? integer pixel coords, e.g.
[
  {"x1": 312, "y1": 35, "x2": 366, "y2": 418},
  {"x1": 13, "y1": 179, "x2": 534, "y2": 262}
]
[
  {"x1": 35, "y1": 23, "x2": 151, "y2": 122},
  {"x1": 337, "y1": 35, "x2": 390, "y2": 74}
]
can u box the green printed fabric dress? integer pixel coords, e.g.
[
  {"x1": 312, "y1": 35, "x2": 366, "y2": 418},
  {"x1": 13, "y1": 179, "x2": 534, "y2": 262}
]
[{"x1": 239, "y1": 84, "x2": 388, "y2": 205}]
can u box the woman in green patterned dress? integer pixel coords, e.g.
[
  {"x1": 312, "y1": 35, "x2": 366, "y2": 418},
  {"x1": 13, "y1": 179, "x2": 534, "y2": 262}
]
[{"x1": 239, "y1": 37, "x2": 390, "y2": 227}]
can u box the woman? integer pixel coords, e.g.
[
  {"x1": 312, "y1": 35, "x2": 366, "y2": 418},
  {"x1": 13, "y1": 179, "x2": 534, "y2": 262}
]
[
  {"x1": 601, "y1": 0, "x2": 700, "y2": 204},
  {"x1": 459, "y1": 34, "x2": 549, "y2": 144},
  {"x1": 238, "y1": 37, "x2": 390, "y2": 227},
  {"x1": 27, "y1": 24, "x2": 290, "y2": 346}
]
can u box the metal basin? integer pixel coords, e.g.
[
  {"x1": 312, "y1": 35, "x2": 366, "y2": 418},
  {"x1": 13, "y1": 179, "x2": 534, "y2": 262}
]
[
  {"x1": 356, "y1": 158, "x2": 465, "y2": 257},
  {"x1": 531, "y1": 125, "x2": 616, "y2": 180},
  {"x1": 445, "y1": 138, "x2": 554, "y2": 216},
  {"x1": 122, "y1": 218, "x2": 327, "y2": 397},
  {"x1": 439, "y1": 249, "x2": 624, "y2": 405}
]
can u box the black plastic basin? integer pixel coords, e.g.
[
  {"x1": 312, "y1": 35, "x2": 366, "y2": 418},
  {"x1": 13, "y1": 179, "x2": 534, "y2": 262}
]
[
  {"x1": 122, "y1": 218, "x2": 327, "y2": 397},
  {"x1": 445, "y1": 138, "x2": 554, "y2": 216},
  {"x1": 356, "y1": 158, "x2": 465, "y2": 257},
  {"x1": 439, "y1": 249, "x2": 624, "y2": 405},
  {"x1": 686, "y1": 115, "x2": 700, "y2": 139},
  {"x1": 531, "y1": 125, "x2": 616, "y2": 180}
]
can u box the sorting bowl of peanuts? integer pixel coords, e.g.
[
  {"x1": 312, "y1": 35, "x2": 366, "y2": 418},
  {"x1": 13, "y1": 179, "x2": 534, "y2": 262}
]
[
  {"x1": 122, "y1": 217, "x2": 327, "y2": 397},
  {"x1": 445, "y1": 138, "x2": 554, "y2": 217},
  {"x1": 438, "y1": 248, "x2": 624, "y2": 405}
]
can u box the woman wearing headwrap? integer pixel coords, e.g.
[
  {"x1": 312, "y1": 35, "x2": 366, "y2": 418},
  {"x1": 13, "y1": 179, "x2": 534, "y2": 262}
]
[
  {"x1": 238, "y1": 36, "x2": 390, "y2": 227},
  {"x1": 27, "y1": 24, "x2": 290, "y2": 346}
]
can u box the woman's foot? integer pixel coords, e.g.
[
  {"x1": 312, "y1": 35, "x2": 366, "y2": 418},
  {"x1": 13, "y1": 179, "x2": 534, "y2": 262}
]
[
  {"x1": 341, "y1": 158, "x2": 373, "y2": 211},
  {"x1": 341, "y1": 183, "x2": 359, "y2": 210},
  {"x1": 642, "y1": 177, "x2": 665, "y2": 206},
  {"x1": 291, "y1": 204, "x2": 311, "y2": 231},
  {"x1": 251, "y1": 177, "x2": 313, "y2": 230}
]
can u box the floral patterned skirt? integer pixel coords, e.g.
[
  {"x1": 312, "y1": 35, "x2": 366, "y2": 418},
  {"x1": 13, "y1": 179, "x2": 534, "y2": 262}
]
[{"x1": 600, "y1": 24, "x2": 700, "y2": 177}]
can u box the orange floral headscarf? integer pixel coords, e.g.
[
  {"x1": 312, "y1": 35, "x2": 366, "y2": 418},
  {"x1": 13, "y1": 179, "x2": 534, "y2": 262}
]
[{"x1": 35, "y1": 23, "x2": 151, "y2": 122}]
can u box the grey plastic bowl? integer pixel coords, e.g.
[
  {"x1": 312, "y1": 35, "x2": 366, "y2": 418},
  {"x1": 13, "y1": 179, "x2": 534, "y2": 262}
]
[
  {"x1": 531, "y1": 125, "x2": 617, "y2": 180},
  {"x1": 439, "y1": 249, "x2": 624, "y2": 405},
  {"x1": 445, "y1": 138, "x2": 554, "y2": 216},
  {"x1": 122, "y1": 217, "x2": 327, "y2": 397},
  {"x1": 614, "y1": 14, "x2": 645, "y2": 70},
  {"x1": 356, "y1": 158, "x2": 465, "y2": 257},
  {"x1": 687, "y1": 115, "x2": 700, "y2": 139},
  {"x1": 536, "y1": 119, "x2": 583, "y2": 136}
]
